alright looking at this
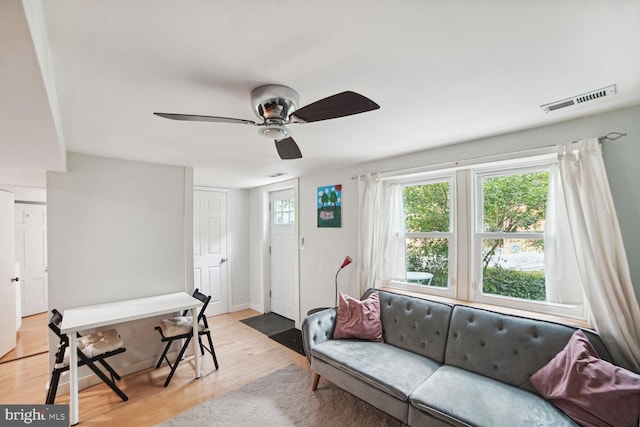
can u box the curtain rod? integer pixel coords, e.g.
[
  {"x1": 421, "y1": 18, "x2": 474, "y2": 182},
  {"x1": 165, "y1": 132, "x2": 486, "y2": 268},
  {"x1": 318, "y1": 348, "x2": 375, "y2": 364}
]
[
  {"x1": 597, "y1": 131, "x2": 627, "y2": 143},
  {"x1": 351, "y1": 131, "x2": 627, "y2": 181}
]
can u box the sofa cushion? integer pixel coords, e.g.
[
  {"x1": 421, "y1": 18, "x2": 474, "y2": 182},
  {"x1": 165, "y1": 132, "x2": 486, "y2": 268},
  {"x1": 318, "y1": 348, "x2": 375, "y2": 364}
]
[
  {"x1": 311, "y1": 339, "x2": 440, "y2": 401},
  {"x1": 334, "y1": 292, "x2": 383, "y2": 342},
  {"x1": 410, "y1": 365, "x2": 577, "y2": 427},
  {"x1": 375, "y1": 290, "x2": 453, "y2": 363},
  {"x1": 444, "y1": 305, "x2": 591, "y2": 390},
  {"x1": 531, "y1": 330, "x2": 640, "y2": 427}
]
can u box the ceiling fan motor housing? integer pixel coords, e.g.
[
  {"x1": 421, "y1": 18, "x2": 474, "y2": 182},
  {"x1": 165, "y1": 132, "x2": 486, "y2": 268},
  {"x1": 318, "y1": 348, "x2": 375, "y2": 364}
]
[{"x1": 252, "y1": 84, "x2": 299, "y2": 123}]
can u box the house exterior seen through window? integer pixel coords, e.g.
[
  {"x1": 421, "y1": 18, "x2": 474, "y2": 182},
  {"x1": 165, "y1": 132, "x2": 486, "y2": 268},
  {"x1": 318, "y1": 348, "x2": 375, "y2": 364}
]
[
  {"x1": 404, "y1": 179, "x2": 453, "y2": 289},
  {"x1": 474, "y1": 169, "x2": 548, "y2": 303}
]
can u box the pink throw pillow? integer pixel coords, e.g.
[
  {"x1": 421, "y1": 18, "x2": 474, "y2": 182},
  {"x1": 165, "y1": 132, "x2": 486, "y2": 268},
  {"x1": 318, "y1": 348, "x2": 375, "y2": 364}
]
[
  {"x1": 333, "y1": 292, "x2": 383, "y2": 342},
  {"x1": 530, "y1": 329, "x2": 640, "y2": 427}
]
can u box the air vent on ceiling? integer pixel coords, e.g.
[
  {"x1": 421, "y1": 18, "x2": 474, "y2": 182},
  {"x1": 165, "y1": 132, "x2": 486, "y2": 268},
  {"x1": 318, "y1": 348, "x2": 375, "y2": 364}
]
[
  {"x1": 266, "y1": 172, "x2": 287, "y2": 178},
  {"x1": 540, "y1": 85, "x2": 616, "y2": 113}
]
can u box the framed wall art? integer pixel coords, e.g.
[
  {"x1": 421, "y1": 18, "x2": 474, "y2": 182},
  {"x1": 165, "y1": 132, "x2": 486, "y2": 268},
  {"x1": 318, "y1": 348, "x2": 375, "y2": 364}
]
[{"x1": 317, "y1": 184, "x2": 342, "y2": 228}]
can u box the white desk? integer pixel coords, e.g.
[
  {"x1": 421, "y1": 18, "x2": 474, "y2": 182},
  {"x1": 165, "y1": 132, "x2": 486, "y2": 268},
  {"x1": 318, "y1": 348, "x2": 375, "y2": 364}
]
[{"x1": 60, "y1": 292, "x2": 203, "y2": 425}]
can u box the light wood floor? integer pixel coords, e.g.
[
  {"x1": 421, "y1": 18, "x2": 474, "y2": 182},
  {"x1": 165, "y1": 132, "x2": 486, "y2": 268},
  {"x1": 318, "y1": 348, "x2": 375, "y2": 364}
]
[
  {"x1": 0, "y1": 312, "x2": 49, "y2": 364},
  {"x1": 0, "y1": 309, "x2": 309, "y2": 426}
]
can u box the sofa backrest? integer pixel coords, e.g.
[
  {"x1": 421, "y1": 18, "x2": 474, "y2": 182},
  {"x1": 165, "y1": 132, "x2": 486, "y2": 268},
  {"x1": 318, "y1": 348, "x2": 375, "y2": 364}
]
[
  {"x1": 444, "y1": 305, "x2": 612, "y2": 391},
  {"x1": 372, "y1": 289, "x2": 453, "y2": 363}
]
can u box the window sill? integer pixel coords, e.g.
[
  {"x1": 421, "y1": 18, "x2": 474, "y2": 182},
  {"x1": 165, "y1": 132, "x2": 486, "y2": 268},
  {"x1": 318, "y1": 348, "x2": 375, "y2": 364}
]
[{"x1": 378, "y1": 286, "x2": 592, "y2": 330}]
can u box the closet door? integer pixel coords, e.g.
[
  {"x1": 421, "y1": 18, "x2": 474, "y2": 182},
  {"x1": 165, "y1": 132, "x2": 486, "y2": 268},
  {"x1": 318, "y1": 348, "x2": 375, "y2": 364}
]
[
  {"x1": 15, "y1": 203, "x2": 48, "y2": 316},
  {"x1": 193, "y1": 189, "x2": 228, "y2": 316}
]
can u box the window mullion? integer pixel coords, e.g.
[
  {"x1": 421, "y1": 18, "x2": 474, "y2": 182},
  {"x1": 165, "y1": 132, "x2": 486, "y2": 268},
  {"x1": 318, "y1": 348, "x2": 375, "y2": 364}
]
[
  {"x1": 406, "y1": 232, "x2": 454, "y2": 238},
  {"x1": 479, "y1": 232, "x2": 543, "y2": 240},
  {"x1": 455, "y1": 169, "x2": 470, "y2": 301}
]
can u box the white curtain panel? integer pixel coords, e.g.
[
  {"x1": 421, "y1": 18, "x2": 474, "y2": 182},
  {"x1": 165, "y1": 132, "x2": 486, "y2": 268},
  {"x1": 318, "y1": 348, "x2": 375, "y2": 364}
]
[
  {"x1": 357, "y1": 174, "x2": 382, "y2": 294},
  {"x1": 380, "y1": 183, "x2": 407, "y2": 280},
  {"x1": 553, "y1": 138, "x2": 640, "y2": 371},
  {"x1": 545, "y1": 163, "x2": 585, "y2": 306}
]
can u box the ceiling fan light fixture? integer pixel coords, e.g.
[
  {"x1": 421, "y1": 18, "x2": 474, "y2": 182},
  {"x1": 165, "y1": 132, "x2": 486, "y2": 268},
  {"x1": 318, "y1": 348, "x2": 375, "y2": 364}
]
[
  {"x1": 259, "y1": 125, "x2": 292, "y2": 140},
  {"x1": 154, "y1": 83, "x2": 379, "y2": 161}
]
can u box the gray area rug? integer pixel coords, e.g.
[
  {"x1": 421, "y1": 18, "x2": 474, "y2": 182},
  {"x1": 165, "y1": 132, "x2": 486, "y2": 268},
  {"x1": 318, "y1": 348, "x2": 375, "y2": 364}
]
[{"x1": 155, "y1": 364, "x2": 405, "y2": 426}]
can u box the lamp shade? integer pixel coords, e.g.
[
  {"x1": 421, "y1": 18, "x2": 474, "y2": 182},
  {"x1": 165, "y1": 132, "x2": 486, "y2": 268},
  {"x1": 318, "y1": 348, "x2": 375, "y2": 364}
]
[
  {"x1": 340, "y1": 256, "x2": 353, "y2": 269},
  {"x1": 335, "y1": 256, "x2": 353, "y2": 306}
]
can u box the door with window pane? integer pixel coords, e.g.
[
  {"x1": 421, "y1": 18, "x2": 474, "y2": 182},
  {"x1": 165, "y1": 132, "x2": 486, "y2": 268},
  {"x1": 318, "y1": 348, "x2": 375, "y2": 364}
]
[{"x1": 270, "y1": 189, "x2": 296, "y2": 320}]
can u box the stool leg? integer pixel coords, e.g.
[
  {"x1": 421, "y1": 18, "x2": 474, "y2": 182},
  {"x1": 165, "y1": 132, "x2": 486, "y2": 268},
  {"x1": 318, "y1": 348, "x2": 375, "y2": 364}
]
[
  {"x1": 156, "y1": 341, "x2": 172, "y2": 369},
  {"x1": 46, "y1": 370, "x2": 62, "y2": 404},
  {"x1": 79, "y1": 353, "x2": 128, "y2": 402},
  {"x1": 98, "y1": 359, "x2": 122, "y2": 381},
  {"x1": 164, "y1": 336, "x2": 191, "y2": 387},
  {"x1": 206, "y1": 332, "x2": 219, "y2": 370}
]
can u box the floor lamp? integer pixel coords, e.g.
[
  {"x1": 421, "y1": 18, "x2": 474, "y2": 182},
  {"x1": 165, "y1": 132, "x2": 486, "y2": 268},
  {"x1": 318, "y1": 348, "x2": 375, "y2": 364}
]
[
  {"x1": 335, "y1": 256, "x2": 353, "y2": 306},
  {"x1": 307, "y1": 256, "x2": 353, "y2": 316}
]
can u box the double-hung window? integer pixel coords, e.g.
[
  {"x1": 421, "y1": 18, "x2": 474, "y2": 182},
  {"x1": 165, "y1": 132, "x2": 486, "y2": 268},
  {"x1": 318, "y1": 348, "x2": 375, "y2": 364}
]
[
  {"x1": 399, "y1": 176, "x2": 456, "y2": 298},
  {"x1": 385, "y1": 154, "x2": 585, "y2": 320}
]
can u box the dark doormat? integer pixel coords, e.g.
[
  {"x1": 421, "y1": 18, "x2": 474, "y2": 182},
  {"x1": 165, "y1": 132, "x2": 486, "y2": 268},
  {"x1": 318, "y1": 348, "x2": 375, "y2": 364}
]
[
  {"x1": 240, "y1": 312, "x2": 294, "y2": 336},
  {"x1": 269, "y1": 328, "x2": 306, "y2": 356}
]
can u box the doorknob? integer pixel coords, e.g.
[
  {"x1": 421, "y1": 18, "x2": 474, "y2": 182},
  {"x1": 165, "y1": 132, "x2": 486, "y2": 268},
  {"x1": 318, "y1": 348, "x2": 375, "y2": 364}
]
[
  {"x1": 220, "y1": 258, "x2": 227, "y2": 265},
  {"x1": 11, "y1": 277, "x2": 19, "y2": 282}
]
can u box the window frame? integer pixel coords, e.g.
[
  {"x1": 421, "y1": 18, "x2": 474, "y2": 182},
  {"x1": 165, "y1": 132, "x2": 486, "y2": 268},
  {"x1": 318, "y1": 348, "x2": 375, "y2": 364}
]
[
  {"x1": 383, "y1": 153, "x2": 586, "y2": 320},
  {"x1": 471, "y1": 162, "x2": 582, "y2": 318},
  {"x1": 389, "y1": 174, "x2": 458, "y2": 299},
  {"x1": 272, "y1": 197, "x2": 295, "y2": 225}
]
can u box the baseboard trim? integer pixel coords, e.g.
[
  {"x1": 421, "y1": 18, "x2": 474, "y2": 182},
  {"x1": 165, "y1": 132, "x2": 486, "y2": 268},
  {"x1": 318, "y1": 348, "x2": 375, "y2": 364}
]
[
  {"x1": 231, "y1": 303, "x2": 250, "y2": 312},
  {"x1": 249, "y1": 303, "x2": 263, "y2": 313}
]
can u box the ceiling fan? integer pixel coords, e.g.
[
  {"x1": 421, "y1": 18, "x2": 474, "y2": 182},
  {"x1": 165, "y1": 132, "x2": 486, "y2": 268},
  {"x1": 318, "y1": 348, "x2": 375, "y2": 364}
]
[{"x1": 154, "y1": 84, "x2": 380, "y2": 159}]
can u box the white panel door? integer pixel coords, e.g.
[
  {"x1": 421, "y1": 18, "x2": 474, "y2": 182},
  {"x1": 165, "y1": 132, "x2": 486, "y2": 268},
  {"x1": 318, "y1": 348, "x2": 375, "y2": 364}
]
[
  {"x1": 193, "y1": 190, "x2": 228, "y2": 316},
  {"x1": 270, "y1": 189, "x2": 296, "y2": 320},
  {"x1": 15, "y1": 204, "x2": 48, "y2": 316},
  {"x1": 0, "y1": 191, "x2": 17, "y2": 358}
]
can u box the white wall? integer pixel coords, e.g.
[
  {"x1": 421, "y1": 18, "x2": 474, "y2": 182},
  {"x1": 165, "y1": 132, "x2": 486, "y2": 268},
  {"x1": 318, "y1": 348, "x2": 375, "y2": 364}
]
[
  {"x1": 248, "y1": 186, "x2": 264, "y2": 312},
  {"x1": 0, "y1": 186, "x2": 46, "y2": 203},
  {"x1": 293, "y1": 105, "x2": 640, "y2": 314},
  {"x1": 0, "y1": 169, "x2": 46, "y2": 193},
  {"x1": 228, "y1": 188, "x2": 250, "y2": 311},
  {"x1": 298, "y1": 174, "x2": 358, "y2": 317},
  {"x1": 47, "y1": 153, "x2": 191, "y2": 387}
]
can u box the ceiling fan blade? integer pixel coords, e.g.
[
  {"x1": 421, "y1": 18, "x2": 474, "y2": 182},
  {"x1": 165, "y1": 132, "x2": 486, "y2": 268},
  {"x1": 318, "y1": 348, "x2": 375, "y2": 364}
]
[
  {"x1": 275, "y1": 137, "x2": 302, "y2": 159},
  {"x1": 290, "y1": 91, "x2": 380, "y2": 123},
  {"x1": 154, "y1": 112, "x2": 257, "y2": 126}
]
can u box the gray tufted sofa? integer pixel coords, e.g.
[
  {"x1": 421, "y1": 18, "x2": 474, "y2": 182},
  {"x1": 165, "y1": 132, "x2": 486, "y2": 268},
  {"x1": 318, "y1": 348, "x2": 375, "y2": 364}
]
[{"x1": 302, "y1": 289, "x2": 616, "y2": 426}]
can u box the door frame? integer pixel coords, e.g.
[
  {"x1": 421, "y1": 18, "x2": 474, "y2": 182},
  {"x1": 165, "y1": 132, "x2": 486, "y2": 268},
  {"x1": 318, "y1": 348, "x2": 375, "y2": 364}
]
[
  {"x1": 260, "y1": 179, "x2": 300, "y2": 327},
  {"x1": 193, "y1": 186, "x2": 231, "y2": 315}
]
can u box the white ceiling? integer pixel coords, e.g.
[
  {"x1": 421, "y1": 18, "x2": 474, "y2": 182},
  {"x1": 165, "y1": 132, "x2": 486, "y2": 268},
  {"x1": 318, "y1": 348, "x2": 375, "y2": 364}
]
[{"x1": 2, "y1": 0, "x2": 640, "y2": 189}]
